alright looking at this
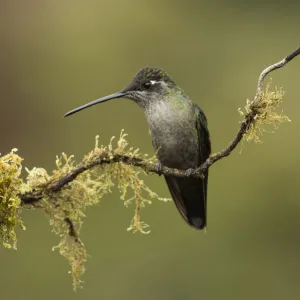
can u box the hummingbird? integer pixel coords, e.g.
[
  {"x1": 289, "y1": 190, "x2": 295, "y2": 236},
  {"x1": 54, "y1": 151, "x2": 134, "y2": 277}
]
[{"x1": 64, "y1": 67, "x2": 211, "y2": 229}]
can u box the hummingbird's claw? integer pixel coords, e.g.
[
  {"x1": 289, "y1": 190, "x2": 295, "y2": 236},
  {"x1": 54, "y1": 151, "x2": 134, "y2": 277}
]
[
  {"x1": 154, "y1": 161, "x2": 163, "y2": 176},
  {"x1": 185, "y1": 168, "x2": 195, "y2": 177}
]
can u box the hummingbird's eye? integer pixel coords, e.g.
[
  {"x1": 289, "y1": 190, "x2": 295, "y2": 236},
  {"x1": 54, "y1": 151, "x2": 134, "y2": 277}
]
[{"x1": 143, "y1": 82, "x2": 152, "y2": 89}]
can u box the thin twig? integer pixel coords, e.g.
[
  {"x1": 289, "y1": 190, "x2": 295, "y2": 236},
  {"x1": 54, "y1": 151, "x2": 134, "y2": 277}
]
[
  {"x1": 20, "y1": 46, "x2": 300, "y2": 205},
  {"x1": 64, "y1": 217, "x2": 79, "y2": 241}
]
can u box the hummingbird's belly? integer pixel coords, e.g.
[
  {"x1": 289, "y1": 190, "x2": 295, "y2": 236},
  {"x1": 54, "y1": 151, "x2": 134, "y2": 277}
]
[
  {"x1": 151, "y1": 127, "x2": 199, "y2": 170},
  {"x1": 146, "y1": 99, "x2": 199, "y2": 170}
]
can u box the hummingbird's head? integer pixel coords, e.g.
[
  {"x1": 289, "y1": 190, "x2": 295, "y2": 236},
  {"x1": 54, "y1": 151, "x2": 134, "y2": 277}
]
[
  {"x1": 121, "y1": 67, "x2": 176, "y2": 107},
  {"x1": 64, "y1": 67, "x2": 177, "y2": 117}
]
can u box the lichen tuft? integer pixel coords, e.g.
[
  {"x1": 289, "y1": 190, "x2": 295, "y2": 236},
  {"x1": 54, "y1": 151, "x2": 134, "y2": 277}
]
[
  {"x1": 25, "y1": 152, "x2": 100, "y2": 290},
  {"x1": 239, "y1": 82, "x2": 290, "y2": 143},
  {"x1": 0, "y1": 149, "x2": 26, "y2": 249}
]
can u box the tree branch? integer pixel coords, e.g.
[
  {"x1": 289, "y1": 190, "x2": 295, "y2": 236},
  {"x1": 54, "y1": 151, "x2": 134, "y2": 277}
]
[
  {"x1": 20, "y1": 46, "x2": 300, "y2": 206},
  {"x1": 20, "y1": 153, "x2": 195, "y2": 205}
]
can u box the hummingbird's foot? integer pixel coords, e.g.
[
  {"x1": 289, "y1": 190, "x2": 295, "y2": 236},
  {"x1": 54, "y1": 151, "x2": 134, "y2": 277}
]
[
  {"x1": 154, "y1": 161, "x2": 163, "y2": 176},
  {"x1": 185, "y1": 168, "x2": 195, "y2": 177}
]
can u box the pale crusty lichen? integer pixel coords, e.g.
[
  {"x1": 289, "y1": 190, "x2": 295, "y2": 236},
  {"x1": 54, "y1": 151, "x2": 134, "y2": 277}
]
[
  {"x1": 0, "y1": 149, "x2": 26, "y2": 249},
  {"x1": 23, "y1": 130, "x2": 169, "y2": 290},
  {"x1": 239, "y1": 82, "x2": 290, "y2": 143}
]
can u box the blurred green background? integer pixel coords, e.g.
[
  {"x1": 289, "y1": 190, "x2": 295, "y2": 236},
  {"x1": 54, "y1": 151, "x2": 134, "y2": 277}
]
[{"x1": 1, "y1": 0, "x2": 300, "y2": 299}]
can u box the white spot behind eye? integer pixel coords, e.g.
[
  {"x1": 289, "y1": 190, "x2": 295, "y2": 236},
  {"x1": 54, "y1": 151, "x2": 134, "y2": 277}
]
[{"x1": 150, "y1": 80, "x2": 157, "y2": 85}]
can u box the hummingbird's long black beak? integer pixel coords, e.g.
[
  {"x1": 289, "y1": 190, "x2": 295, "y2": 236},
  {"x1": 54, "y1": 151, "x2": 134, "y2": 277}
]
[{"x1": 64, "y1": 91, "x2": 126, "y2": 117}]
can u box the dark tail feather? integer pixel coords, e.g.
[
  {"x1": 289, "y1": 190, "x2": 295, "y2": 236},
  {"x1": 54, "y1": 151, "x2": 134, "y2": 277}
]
[{"x1": 165, "y1": 172, "x2": 208, "y2": 229}]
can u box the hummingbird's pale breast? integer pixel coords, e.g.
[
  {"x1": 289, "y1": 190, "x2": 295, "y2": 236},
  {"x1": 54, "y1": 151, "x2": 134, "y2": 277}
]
[{"x1": 145, "y1": 99, "x2": 199, "y2": 170}]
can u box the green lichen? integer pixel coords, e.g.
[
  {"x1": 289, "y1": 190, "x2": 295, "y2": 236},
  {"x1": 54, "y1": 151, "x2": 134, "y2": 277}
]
[
  {"x1": 0, "y1": 149, "x2": 26, "y2": 249},
  {"x1": 239, "y1": 82, "x2": 290, "y2": 143}
]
